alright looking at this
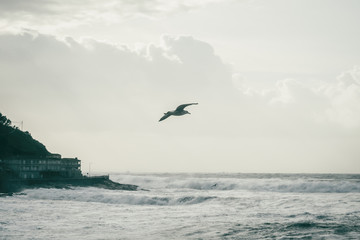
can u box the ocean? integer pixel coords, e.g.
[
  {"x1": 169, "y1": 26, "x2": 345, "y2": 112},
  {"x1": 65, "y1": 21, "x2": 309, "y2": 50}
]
[{"x1": 1, "y1": 173, "x2": 359, "y2": 239}]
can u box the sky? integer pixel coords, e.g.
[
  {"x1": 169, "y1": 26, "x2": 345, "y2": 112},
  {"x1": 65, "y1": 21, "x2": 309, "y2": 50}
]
[{"x1": 1, "y1": 0, "x2": 359, "y2": 173}]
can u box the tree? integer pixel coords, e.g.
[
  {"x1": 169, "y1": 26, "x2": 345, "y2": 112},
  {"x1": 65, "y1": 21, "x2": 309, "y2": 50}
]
[{"x1": 0, "y1": 113, "x2": 12, "y2": 126}]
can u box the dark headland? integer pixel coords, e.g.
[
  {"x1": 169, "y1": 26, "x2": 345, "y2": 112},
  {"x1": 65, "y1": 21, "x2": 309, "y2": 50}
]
[{"x1": 0, "y1": 112, "x2": 138, "y2": 193}]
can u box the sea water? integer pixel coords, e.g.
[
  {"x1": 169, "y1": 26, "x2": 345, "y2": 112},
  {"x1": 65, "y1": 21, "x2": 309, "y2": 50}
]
[{"x1": 1, "y1": 173, "x2": 359, "y2": 239}]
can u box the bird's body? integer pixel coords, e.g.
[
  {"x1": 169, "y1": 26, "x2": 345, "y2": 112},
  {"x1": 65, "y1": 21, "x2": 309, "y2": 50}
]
[{"x1": 159, "y1": 103, "x2": 198, "y2": 121}]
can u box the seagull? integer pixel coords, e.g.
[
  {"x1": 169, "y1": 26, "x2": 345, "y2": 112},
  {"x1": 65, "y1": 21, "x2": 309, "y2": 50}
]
[{"x1": 159, "y1": 103, "x2": 198, "y2": 122}]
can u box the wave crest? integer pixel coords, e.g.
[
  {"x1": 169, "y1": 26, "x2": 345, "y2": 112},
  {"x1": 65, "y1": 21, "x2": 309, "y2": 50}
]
[
  {"x1": 112, "y1": 174, "x2": 360, "y2": 193},
  {"x1": 22, "y1": 188, "x2": 215, "y2": 206}
]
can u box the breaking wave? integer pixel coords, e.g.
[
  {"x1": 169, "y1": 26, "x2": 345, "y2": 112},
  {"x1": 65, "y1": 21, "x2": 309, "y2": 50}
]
[
  {"x1": 111, "y1": 173, "x2": 360, "y2": 193},
  {"x1": 22, "y1": 188, "x2": 216, "y2": 206},
  {"x1": 17, "y1": 173, "x2": 360, "y2": 208}
]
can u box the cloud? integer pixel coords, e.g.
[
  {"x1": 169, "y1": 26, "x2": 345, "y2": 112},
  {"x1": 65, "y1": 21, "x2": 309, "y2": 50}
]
[
  {"x1": 0, "y1": 0, "x2": 225, "y2": 33},
  {"x1": 0, "y1": 31, "x2": 232, "y2": 132},
  {"x1": 1, "y1": 31, "x2": 359, "y2": 137},
  {"x1": 230, "y1": 68, "x2": 360, "y2": 138},
  {"x1": 1, "y1": 31, "x2": 359, "y2": 172},
  {"x1": 269, "y1": 68, "x2": 360, "y2": 129},
  {"x1": 324, "y1": 66, "x2": 360, "y2": 128}
]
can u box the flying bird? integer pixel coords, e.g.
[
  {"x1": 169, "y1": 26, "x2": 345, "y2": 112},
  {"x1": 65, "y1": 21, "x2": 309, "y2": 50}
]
[{"x1": 159, "y1": 103, "x2": 198, "y2": 122}]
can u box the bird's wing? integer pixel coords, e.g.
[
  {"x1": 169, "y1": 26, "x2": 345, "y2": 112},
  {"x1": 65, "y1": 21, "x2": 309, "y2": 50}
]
[
  {"x1": 175, "y1": 103, "x2": 198, "y2": 111},
  {"x1": 159, "y1": 112, "x2": 172, "y2": 122}
]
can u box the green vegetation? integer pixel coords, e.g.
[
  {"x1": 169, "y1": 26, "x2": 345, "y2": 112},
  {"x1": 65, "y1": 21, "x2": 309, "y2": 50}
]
[{"x1": 0, "y1": 112, "x2": 49, "y2": 158}]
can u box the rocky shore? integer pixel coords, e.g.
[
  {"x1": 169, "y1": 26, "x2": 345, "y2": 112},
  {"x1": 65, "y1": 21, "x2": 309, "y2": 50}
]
[{"x1": 0, "y1": 175, "x2": 138, "y2": 193}]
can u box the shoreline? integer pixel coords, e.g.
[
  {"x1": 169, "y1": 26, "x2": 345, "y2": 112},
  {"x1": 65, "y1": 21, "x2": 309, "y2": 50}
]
[{"x1": 0, "y1": 175, "x2": 138, "y2": 193}]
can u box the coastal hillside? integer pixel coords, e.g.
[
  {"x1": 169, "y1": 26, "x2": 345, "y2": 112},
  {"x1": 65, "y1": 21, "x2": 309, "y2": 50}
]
[
  {"x1": 0, "y1": 112, "x2": 49, "y2": 158},
  {"x1": 0, "y1": 112, "x2": 139, "y2": 193}
]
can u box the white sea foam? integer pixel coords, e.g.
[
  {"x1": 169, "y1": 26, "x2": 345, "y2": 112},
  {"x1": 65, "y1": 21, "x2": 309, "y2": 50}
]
[
  {"x1": 1, "y1": 173, "x2": 360, "y2": 240},
  {"x1": 22, "y1": 187, "x2": 216, "y2": 206},
  {"x1": 112, "y1": 173, "x2": 360, "y2": 193}
]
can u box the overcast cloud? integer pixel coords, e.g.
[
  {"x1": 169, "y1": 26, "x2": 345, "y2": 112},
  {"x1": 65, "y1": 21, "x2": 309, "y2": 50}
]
[
  {"x1": 0, "y1": 0, "x2": 224, "y2": 34},
  {"x1": 1, "y1": 1, "x2": 359, "y2": 173}
]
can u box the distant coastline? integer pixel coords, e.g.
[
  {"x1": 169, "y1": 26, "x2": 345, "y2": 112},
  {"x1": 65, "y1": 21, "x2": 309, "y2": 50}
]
[{"x1": 0, "y1": 112, "x2": 138, "y2": 193}]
